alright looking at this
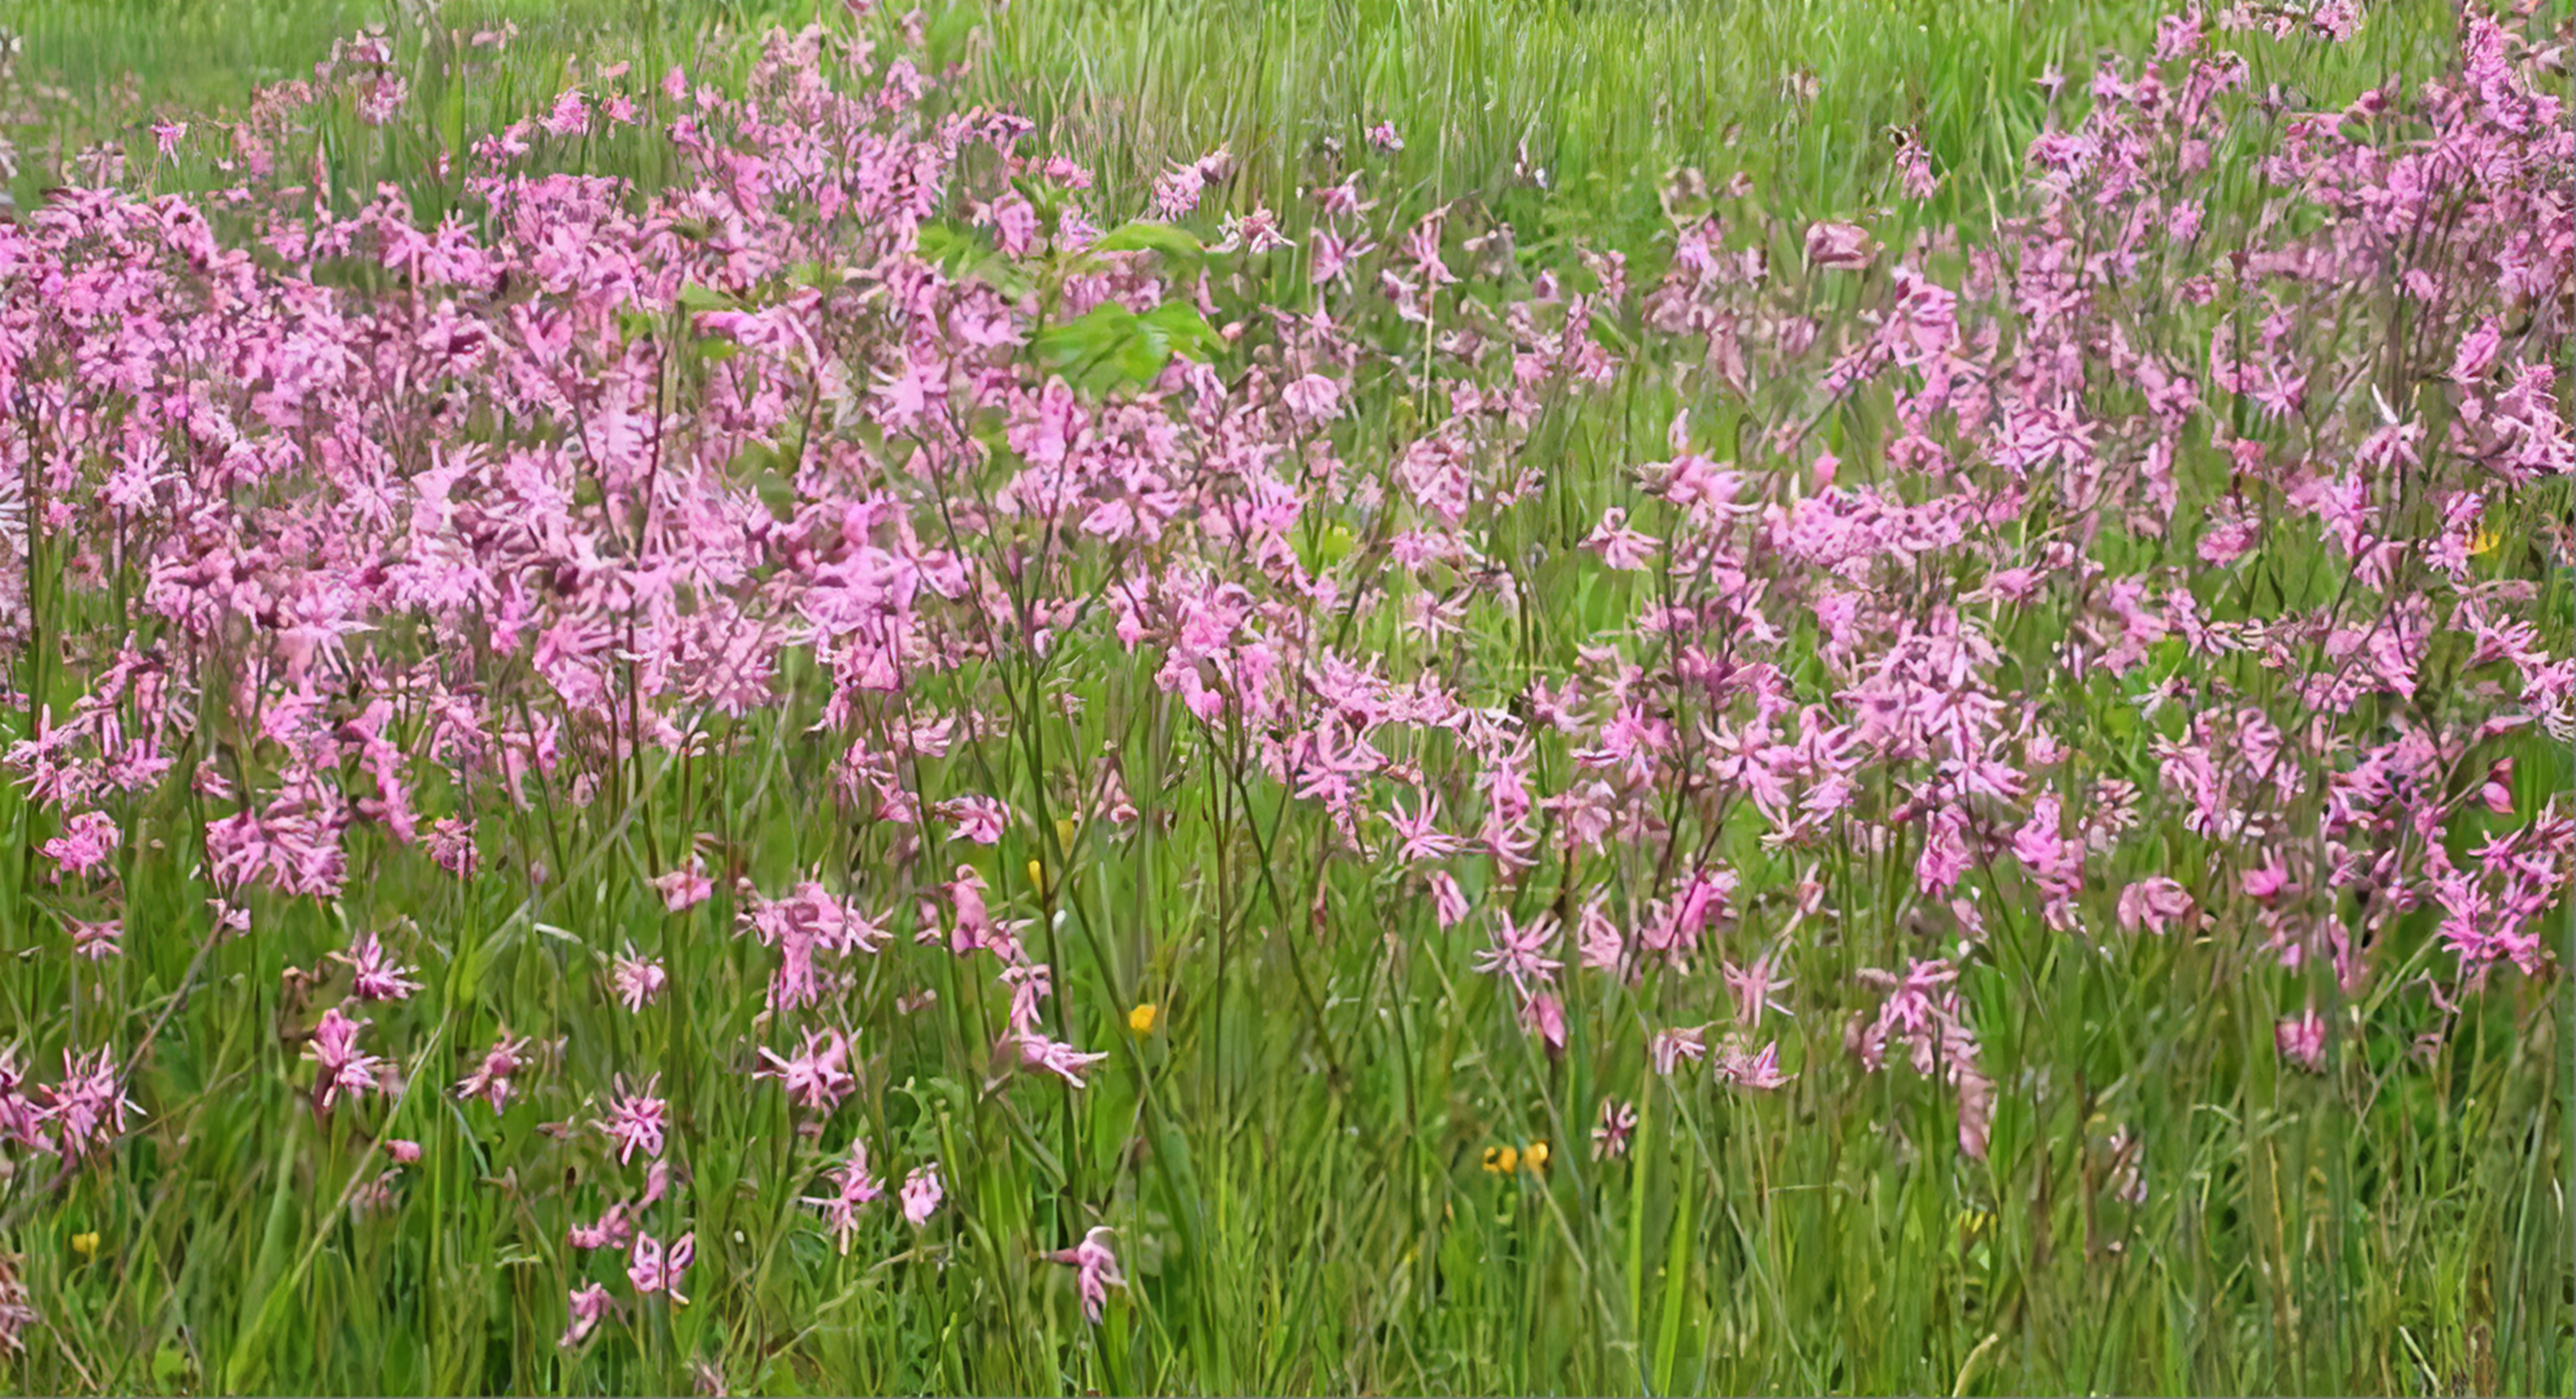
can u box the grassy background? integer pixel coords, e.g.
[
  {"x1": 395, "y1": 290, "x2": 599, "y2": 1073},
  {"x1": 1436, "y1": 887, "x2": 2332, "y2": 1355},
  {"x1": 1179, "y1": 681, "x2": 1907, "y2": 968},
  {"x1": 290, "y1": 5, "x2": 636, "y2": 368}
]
[{"x1": 0, "y1": 0, "x2": 2567, "y2": 1395}]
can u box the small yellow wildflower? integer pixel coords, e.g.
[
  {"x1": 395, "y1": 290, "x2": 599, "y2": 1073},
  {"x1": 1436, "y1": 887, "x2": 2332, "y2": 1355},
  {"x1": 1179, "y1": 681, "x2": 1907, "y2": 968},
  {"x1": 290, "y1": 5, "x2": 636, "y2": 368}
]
[
  {"x1": 1481, "y1": 1144, "x2": 1519, "y2": 1174},
  {"x1": 1522, "y1": 1141, "x2": 1549, "y2": 1174},
  {"x1": 1129, "y1": 1003, "x2": 1159, "y2": 1035},
  {"x1": 2470, "y1": 525, "x2": 2500, "y2": 557},
  {"x1": 70, "y1": 1231, "x2": 99, "y2": 1260},
  {"x1": 1026, "y1": 859, "x2": 1046, "y2": 894}
]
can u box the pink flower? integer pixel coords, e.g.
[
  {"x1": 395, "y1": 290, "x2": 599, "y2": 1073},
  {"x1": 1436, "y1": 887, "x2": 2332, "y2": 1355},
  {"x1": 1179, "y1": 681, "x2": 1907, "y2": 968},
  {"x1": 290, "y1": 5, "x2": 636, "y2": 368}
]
[
  {"x1": 612, "y1": 943, "x2": 668, "y2": 1012},
  {"x1": 70, "y1": 918, "x2": 122, "y2": 962},
  {"x1": 304, "y1": 1008, "x2": 384, "y2": 1111},
  {"x1": 1013, "y1": 1032, "x2": 1110, "y2": 1088},
  {"x1": 1283, "y1": 374, "x2": 1343, "y2": 424},
  {"x1": 1650, "y1": 1024, "x2": 1710, "y2": 1076},
  {"x1": 804, "y1": 1138, "x2": 884, "y2": 1254},
  {"x1": 901, "y1": 1165, "x2": 944, "y2": 1226},
  {"x1": 1592, "y1": 1098, "x2": 1638, "y2": 1159},
  {"x1": 655, "y1": 865, "x2": 714, "y2": 913},
  {"x1": 593, "y1": 1076, "x2": 668, "y2": 1164},
  {"x1": 756, "y1": 1028, "x2": 856, "y2": 1112},
  {"x1": 1472, "y1": 910, "x2": 1561, "y2": 991},
  {"x1": 1722, "y1": 954, "x2": 1794, "y2": 1029},
  {"x1": 560, "y1": 1282, "x2": 612, "y2": 1348},
  {"x1": 939, "y1": 794, "x2": 1010, "y2": 846},
  {"x1": 333, "y1": 932, "x2": 421, "y2": 1002},
  {"x1": 454, "y1": 1031, "x2": 531, "y2": 1111},
  {"x1": 35, "y1": 1048, "x2": 140, "y2": 1160},
  {"x1": 1804, "y1": 221, "x2": 1875, "y2": 271},
  {"x1": 41, "y1": 811, "x2": 120, "y2": 880},
  {"x1": 1581, "y1": 508, "x2": 1659, "y2": 571},
  {"x1": 1045, "y1": 1226, "x2": 1125, "y2": 1323},
  {"x1": 569, "y1": 1203, "x2": 633, "y2": 1252},
  {"x1": 1429, "y1": 871, "x2": 1470, "y2": 929},
  {"x1": 385, "y1": 1138, "x2": 422, "y2": 1165},
  {"x1": 627, "y1": 1230, "x2": 694, "y2": 1304},
  {"x1": 1517, "y1": 991, "x2": 1567, "y2": 1053},
  {"x1": 1366, "y1": 121, "x2": 1404, "y2": 153},
  {"x1": 151, "y1": 122, "x2": 188, "y2": 158},
  {"x1": 2115, "y1": 877, "x2": 2194, "y2": 935},
  {"x1": 2276, "y1": 1008, "x2": 2327, "y2": 1071}
]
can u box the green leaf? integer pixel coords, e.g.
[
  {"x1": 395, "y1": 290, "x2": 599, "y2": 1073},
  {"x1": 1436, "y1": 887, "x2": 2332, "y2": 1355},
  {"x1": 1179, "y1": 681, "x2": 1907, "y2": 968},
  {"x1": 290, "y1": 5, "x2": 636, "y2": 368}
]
[
  {"x1": 1140, "y1": 300, "x2": 1223, "y2": 361},
  {"x1": 1089, "y1": 220, "x2": 1205, "y2": 265}
]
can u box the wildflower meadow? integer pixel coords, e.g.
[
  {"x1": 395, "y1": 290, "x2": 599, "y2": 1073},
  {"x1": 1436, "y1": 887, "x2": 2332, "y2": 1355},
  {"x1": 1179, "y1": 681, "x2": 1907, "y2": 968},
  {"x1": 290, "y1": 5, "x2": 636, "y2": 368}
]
[{"x1": 0, "y1": 0, "x2": 2567, "y2": 1392}]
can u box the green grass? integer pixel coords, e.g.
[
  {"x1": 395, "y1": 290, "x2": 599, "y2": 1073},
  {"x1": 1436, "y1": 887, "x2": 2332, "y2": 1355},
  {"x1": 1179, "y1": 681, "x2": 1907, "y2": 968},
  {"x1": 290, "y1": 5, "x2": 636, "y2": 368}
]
[{"x1": 0, "y1": 0, "x2": 2567, "y2": 1394}]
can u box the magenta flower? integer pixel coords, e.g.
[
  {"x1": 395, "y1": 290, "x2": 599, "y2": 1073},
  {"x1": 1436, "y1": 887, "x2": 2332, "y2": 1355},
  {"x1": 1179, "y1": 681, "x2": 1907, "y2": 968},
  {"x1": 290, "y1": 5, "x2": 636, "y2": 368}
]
[
  {"x1": 333, "y1": 932, "x2": 421, "y2": 1002},
  {"x1": 41, "y1": 811, "x2": 120, "y2": 881},
  {"x1": 593, "y1": 1077, "x2": 668, "y2": 1164},
  {"x1": 304, "y1": 1008, "x2": 384, "y2": 1111}
]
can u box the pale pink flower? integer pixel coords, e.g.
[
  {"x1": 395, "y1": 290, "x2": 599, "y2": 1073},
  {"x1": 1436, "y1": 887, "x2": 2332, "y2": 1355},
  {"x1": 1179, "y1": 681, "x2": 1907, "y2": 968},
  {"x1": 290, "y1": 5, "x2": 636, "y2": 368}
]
[
  {"x1": 1472, "y1": 910, "x2": 1561, "y2": 992},
  {"x1": 655, "y1": 864, "x2": 714, "y2": 913},
  {"x1": 805, "y1": 1138, "x2": 885, "y2": 1253},
  {"x1": 2115, "y1": 877, "x2": 2194, "y2": 935},
  {"x1": 1804, "y1": 221, "x2": 1875, "y2": 271},
  {"x1": 901, "y1": 1165, "x2": 944, "y2": 1225},
  {"x1": 70, "y1": 918, "x2": 122, "y2": 962},
  {"x1": 1283, "y1": 374, "x2": 1343, "y2": 424},
  {"x1": 1650, "y1": 1024, "x2": 1710, "y2": 1076},
  {"x1": 612, "y1": 943, "x2": 668, "y2": 1011},
  {"x1": 1592, "y1": 1098, "x2": 1637, "y2": 1159}
]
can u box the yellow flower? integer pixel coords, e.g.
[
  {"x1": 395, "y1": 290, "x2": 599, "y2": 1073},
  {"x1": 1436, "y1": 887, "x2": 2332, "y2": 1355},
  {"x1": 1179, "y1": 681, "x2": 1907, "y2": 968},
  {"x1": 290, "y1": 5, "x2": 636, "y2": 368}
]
[
  {"x1": 1026, "y1": 859, "x2": 1046, "y2": 894},
  {"x1": 70, "y1": 1231, "x2": 99, "y2": 1260},
  {"x1": 1522, "y1": 1141, "x2": 1549, "y2": 1174},
  {"x1": 1128, "y1": 1003, "x2": 1158, "y2": 1035},
  {"x1": 1056, "y1": 817, "x2": 1077, "y2": 851},
  {"x1": 2470, "y1": 525, "x2": 2500, "y2": 557},
  {"x1": 1481, "y1": 1144, "x2": 1519, "y2": 1174}
]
